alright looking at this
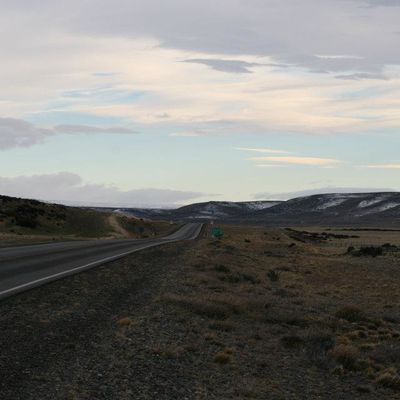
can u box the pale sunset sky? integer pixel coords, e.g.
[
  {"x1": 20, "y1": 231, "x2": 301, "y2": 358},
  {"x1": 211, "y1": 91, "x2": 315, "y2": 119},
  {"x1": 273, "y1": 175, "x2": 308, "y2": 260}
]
[{"x1": 1, "y1": 0, "x2": 400, "y2": 206}]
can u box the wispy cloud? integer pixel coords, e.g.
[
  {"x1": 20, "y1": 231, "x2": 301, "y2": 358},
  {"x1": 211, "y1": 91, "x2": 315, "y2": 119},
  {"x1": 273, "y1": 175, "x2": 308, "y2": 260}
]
[
  {"x1": 182, "y1": 59, "x2": 262, "y2": 74},
  {"x1": 362, "y1": 163, "x2": 400, "y2": 169},
  {"x1": 54, "y1": 124, "x2": 137, "y2": 134},
  {"x1": 169, "y1": 131, "x2": 202, "y2": 137},
  {"x1": 0, "y1": 118, "x2": 137, "y2": 150},
  {"x1": 251, "y1": 156, "x2": 341, "y2": 166},
  {"x1": 335, "y1": 72, "x2": 389, "y2": 81},
  {"x1": 256, "y1": 164, "x2": 288, "y2": 168},
  {"x1": 236, "y1": 147, "x2": 290, "y2": 154}
]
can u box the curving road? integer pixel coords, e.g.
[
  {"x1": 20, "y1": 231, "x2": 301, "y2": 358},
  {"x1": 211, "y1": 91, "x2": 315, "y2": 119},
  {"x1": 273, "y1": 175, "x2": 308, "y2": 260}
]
[{"x1": 0, "y1": 222, "x2": 203, "y2": 300}]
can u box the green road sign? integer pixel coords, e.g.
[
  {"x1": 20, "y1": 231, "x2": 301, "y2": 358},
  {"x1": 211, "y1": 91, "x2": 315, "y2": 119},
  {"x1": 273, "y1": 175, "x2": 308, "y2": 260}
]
[{"x1": 211, "y1": 227, "x2": 224, "y2": 238}]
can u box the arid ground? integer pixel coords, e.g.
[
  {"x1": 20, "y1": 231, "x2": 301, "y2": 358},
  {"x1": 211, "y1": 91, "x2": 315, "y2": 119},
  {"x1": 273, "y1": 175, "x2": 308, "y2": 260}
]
[{"x1": 1, "y1": 225, "x2": 400, "y2": 399}]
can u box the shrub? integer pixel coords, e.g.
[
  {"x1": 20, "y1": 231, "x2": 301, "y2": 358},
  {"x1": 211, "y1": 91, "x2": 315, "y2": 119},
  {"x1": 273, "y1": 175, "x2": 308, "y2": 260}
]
[
  {"x1": 241, "y1": 273, "x2": 260, "y2": 284},
  {"x1": 335, "y1": 305, "x2": 367, "y2": 322},
  {"x1": 214, "y1": 264, "x2": 230, "y2": 273},
  {"x1": 382, "y1": 243, "x2": 398, "y2": 251},
  {"x1": 281, "y1": 334, "x2": 303, "y2": 348},
  {"x1": 116, "y1": 317, "x2": 134, "y2": 327},
  {"x1": 267, "y1": 270, "x2": 280, "y2": 282},
  {"x1": 370, "y1": 344, "x2": 400, "y2": 365},
  {"x1": 375, "y1": 370, "x2": 400, "y2": 389},
  {"x1": 162, "y1": 294, "x2": 243, "y2": 320},
  {"x1": 214, "y1": 350, "x2": 232, "y2": 364},
  {"x1": 329, "y1": 344, "x2": 360, "y2": 370},
  {"x1": 352, "y1": 246, "x2": 383, "y2": 257},
  {"x1": 15, "y1": 213, "x2": 38, "y2": 228},
  {"x1": 265, "y1": 309, "x2": 309, "y2": 327},
  {"x1": 304, "y1": 329, "x2": 335, "y2": 366}
]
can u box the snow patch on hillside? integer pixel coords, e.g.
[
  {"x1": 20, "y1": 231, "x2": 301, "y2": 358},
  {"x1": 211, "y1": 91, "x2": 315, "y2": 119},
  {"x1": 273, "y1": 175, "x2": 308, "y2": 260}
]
[
  {"x1": 377, "y1": 202, "x2": 400, "y2": 212},
  {"x1": 358, "y1": 197, "x2": 386, "y2": 208},
  {"x1": 245, "y1": 201, "x2": 281, "y2": 211},
  {"x1": 316, "y1": 198, "x2": 347, "y2": 210}
]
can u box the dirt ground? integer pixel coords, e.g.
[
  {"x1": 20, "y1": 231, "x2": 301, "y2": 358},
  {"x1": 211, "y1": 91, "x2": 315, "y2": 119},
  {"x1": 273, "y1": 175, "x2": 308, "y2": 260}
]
[{"x1": 1, "y1": 225, "x2": 400, "y2": 399}]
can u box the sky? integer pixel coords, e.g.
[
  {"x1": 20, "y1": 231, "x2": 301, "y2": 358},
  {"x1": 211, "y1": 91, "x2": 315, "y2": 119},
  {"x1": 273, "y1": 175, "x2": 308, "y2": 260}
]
[{"x1": 1, "y1": 0, "x2": 400, "y2": 207}]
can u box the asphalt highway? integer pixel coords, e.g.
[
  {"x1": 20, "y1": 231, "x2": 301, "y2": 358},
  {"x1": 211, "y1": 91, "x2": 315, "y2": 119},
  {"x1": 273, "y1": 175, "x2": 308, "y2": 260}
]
[{"x1": 0, "y1": 222, "x2": 203, "y2": 300}]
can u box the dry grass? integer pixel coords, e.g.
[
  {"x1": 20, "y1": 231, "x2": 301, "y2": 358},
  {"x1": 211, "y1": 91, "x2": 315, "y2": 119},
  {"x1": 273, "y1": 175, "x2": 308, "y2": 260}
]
[
  {"x1": 116, "y1": 317, "x2": 134, "y2": 327},
  {"x1": 375, "y1": 370, "x2": 400, "y2": 389},
  {"x1": 156, "y1": 225, "x2": 400, "y2": 396},
  {"x1": 329, "y1": 344, "x2": 360, "y2": 370},
  {"x1": 214, "y1": 348, "x2": 233, "y2": 364},
  {"x1": 335, "y1": 305, "x2": 367, "y2": 322}
]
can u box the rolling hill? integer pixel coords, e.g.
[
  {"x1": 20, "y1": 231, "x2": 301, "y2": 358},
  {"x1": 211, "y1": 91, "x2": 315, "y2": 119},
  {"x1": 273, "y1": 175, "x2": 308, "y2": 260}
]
[
  {"x1": 119, "y1": 193, "x2": 400, "y2": 227},
  {"x1": 0, "y1": 195, "x2": 173, "y2": 245},
  {"x1": 253, "y1": 192, "x2": 400, "y2": 227},
  {"x1": 117, "y1": 200, "x2": 281, "y2": 220}
]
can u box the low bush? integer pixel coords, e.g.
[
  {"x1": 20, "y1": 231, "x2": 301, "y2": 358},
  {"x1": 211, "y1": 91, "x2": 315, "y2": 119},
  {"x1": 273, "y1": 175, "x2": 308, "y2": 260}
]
[
  {"x1": 281, "y1": 334, "x2": 303, "y2": 348},
  {"x1": 304, "y1": 329, "x2": 335, "y2": 366},
  {"x1": 214, "y1": 349, "x2": 233, "y2": 364},
  {"x1": 329, "y1": 344, "x2": 360, "y2": 370},
  {"x1": 162, "y1": 294, "x2": 244, "y2": 320},
  {"x1": 335, "y1": 305, "x2": 367, "y2": 322},
  {"x1": 350, "y1": 246, "x2": 383, "y2": 257},
  {"x1": 267, "y1": 270, "x2": 280, "y2": 282},
  {"x1": 116, "y1": 317, "x2": 134, "y2": 327},
  {"x1": 214, "y1": 264, "x2": 230, "y2": 273},
  {"x1": 375, "y1": 370, "x2": 400, "y2": 389}
]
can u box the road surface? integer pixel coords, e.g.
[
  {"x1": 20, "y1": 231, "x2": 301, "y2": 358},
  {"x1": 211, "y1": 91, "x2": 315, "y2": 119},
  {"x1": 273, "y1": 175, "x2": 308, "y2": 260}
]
[{"x1": 0, "y1": 222, "x2": 203, "y2": 300}]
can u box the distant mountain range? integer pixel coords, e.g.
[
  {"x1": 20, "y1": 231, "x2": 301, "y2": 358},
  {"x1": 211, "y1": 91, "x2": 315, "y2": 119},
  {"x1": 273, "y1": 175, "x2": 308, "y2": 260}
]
[
  {"x1": 114, "y1": 201, "x2": 280, "y2": 220},
  {"x1": 116, "y1": 192, "x2": 400, "y2": 227}
]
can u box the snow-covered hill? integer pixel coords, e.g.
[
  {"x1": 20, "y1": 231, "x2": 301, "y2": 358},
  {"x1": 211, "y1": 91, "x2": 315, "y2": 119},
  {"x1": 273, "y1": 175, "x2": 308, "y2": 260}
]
[
  {"x1": 115, "y1": 193, "x2": 400, "y2": 227},
  {"x1": 118, "y1": 200, "x2": 281, "y2": 220},
  {"x1": 255, "y1": 192, "x2": 400, "y2": 227}
]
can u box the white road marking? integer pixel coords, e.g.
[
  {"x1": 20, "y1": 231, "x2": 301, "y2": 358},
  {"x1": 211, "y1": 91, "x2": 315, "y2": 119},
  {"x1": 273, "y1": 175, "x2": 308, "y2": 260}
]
[
  {"x1": 0, "y1": 223, "x2": 203, "y2": 299},
  {"x1": 0, "y1": 241, "x2": 169, "y2": 298}
]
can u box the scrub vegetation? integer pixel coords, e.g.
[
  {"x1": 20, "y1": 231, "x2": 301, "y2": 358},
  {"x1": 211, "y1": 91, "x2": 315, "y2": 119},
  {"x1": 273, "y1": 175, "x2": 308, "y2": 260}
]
[
  {"x1": 2, "y1": 224, "x2": 400, "y2": 398},
  {"x1": 0, "y1": 195, "x2": 173, "y2": 245}
]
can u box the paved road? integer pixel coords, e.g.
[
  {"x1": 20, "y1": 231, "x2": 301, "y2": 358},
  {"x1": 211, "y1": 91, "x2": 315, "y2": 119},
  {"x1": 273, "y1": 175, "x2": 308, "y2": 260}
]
[{"x1": 0, "y1": 223, "x2": 203, "y2": 300}]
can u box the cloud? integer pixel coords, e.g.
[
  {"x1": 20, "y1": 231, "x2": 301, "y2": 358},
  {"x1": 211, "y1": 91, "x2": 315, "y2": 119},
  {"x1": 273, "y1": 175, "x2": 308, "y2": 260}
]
[
  {"x1": 47, "y1": 0, "x2": 400, "y2": 74},
  {"x1": 169, "y1": 131, "x2": 202, "y2": 137},
  {"x1": 54, "y1": 124, "x2": 137, "y2": 134},
  {"x1": 0, "y1": 118, "x2": 137, "y2": 150},
  {"x1": 335, "y1": 72, "x2": 389, "y2": 80},
  {"x1": 355, "y1": 0, "x2": 400, "y2": 7},
  {"x1": 4, "y1": 0, "x2": 400, "y2": 76},
  {"x1": 236, "y1": 147, "x2": 290, "y2": 154},
  {"x1": 254, "y1": 186, "x2": 396, "y2": 200},
  {"x1": 1, "y1": 1, "x2": 400, "y2": 138},
  {"x1": 0, "y1": 118, "x2": 53, "y2": 150},
  {"x1": 256, "y1": 164, "x2": 287, "y2": 168},
  {"x1": 362, "y1": 163, "x2": 400, "y2": 169},
  {"x1": 182, "y1": 59, "x2": 262, "y2": 74},
  {"x1": 154, "y1": 112, "x2": 170, "y2": 119},
  {"x1": 0, "y1": 172, "x2": 208, "y2": 207},
  {"x1": 251, "y1": 156, "x2": 341, "y2": 166}
]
